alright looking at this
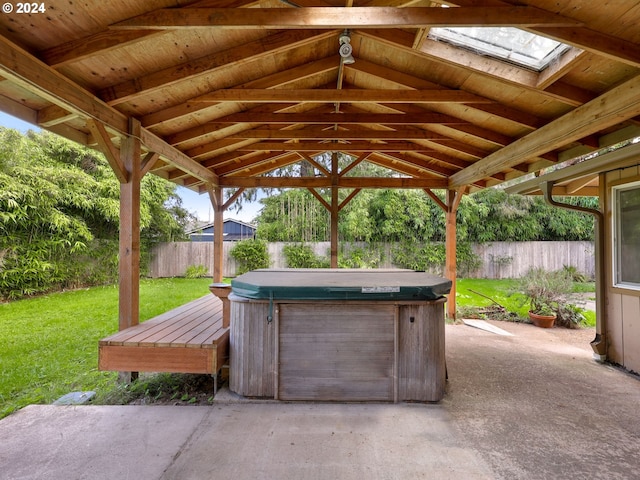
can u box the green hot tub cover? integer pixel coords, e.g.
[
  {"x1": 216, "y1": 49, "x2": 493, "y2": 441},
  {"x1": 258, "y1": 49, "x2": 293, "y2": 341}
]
[{"x1": 231, "y1": 269, "x2": 452, "y2": 301}]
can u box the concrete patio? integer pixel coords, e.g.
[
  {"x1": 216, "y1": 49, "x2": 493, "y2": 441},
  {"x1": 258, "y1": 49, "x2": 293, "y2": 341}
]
[{"x1": 1, "y1": 321, "x2": 639, "y2": 480}]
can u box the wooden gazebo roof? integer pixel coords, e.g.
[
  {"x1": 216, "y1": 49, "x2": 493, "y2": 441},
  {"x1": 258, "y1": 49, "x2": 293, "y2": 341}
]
[{"x1": 0, "y1": 0, "x2": 639, "y2": 196}]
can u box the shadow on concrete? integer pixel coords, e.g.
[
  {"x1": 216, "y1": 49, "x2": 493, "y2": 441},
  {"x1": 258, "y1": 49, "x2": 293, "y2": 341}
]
[{"x1": 1, "y1": 322, "x2": 638, "y2": 480}]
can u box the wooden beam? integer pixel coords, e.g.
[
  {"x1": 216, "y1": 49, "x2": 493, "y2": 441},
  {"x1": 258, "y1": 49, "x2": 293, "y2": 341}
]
[
  {"x1": 360, "y1": 29, "x2": 594, "y2": 108},
  {"x1": 119, "y1": 118, "x2": 142, "y2": 334},
  {"x1": 208, "y1": 112, "x2": 465, "y2": 125},
  {"x1": 330, "y1": 153, "x2": 339, "y2": 268},
  {"x1": 0, "y1": 34, "x2": 215, "y2": 187},
  {"x1": 236, "y1": 141, "x2": 440, "y2": 152},
  {"x1": 208, "y1": 186, "x2": 224, "y2": 283},
  {"x1": 140, "y1": 129, "x2": 218, "y2": 185},
  {"x1": 218, "y1": 176, "x2": 449, "y2": 189},
  {"x1": 339, "y1": 152, "x2": 370, "y2": 177},
  {"x1": 445, "y1": 187, "x2": 466, "y2": 320},
  {"x1": 222, "y1": 187, "x2": 245, "y2": 211},
  {"x1": 423, "y1": 189, "x2": 446, "y2": 211},
  {"x1": 229, "y1": 127, "x2": 449, "y2": 141},
  {"x1": 339, "y1": 188, "x2": 362, "y2": 211},
  {"x1": 140, "y1": 152, "x2": 160, "y2": 178},
  {"x1": 535, "y1": 26, "x2": 640, "y2": 69},
  {"x1": 308, "y1": 188, "x2": 331, "y2": 211},
  {"x1": 300, "y1": 153, "x2": 331, "y2": 177},
  {"x1": 449, "y1": 75, "x2": 640, "y2": 188},
  {"x1": 345, "y1": 57, "x2": 560, "y2": 121},
  {"x1": 536, "y1": 47, "x2": 587, "y2": 90},
  {"x1": 448, "y1": 0, "x2": 640, "y2": 68},
  {"x1": 112, "y1": 7, "x2": 582, "y2": 30},
  {"x1": 0, "y1": 93, "x2": 38, "y2": 125},
  {"x1": 86, "y1": 120, "x2": 128, "y2": 183},
  {"x1": 99, "y1": 30, "x2": 335, "y2": 106},
  {"x1": 40, "y1": 30, "x2": 161, "y2": 67},
  {"x1": 197, "y1": 89, "x2": 491, "y2": 104},
  {"x1": 36, "y1": 105, "x2": 77, "y2": 127},
  {"x1": 208, "y1": 152, "x2": 297, "y2": 177},
  {"x1": 142, "y1": 57, "x2": 339, "y2": 128}
]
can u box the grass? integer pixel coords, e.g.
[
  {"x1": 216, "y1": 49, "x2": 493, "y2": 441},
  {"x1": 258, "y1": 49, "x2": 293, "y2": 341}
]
[
  {"x1": 456, "y1": 278, "x2": 596, "y2": 327},
  {"x1": 0, "y1": 276, "x2": 596, "y2": 419},
  {"x1": 0, "y1": 277, "x2": 212, "y2": 419}
]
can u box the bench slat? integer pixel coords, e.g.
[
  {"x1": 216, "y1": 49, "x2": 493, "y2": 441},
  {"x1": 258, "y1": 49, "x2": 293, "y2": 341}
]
[{"x1": 98, "y1": 294, "x2": 230, "y2": 375}]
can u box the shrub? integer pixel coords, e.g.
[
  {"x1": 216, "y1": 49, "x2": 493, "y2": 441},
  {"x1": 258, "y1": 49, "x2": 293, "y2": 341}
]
[
  {"x1": 562, "y1": 264, "x2": 588, "y2": 283},
  {"x1": 283, "y1": 243, "x2": 328, "y2": 268},
  {"x1": 338, "y1": 245, "x2": 382, "y2": 269},
  {"x1": 184, "y1": 264, "x2": 209, "y2": 278},
  {"x1": 391, "y1": 241, "x2": 481, "y2": 276},
  {"x1": 229, "y1": 239, "x2": 270, "y2": 274},
  {"x1": 555, "y1": 303, "x2": 587, "y2": 329}
]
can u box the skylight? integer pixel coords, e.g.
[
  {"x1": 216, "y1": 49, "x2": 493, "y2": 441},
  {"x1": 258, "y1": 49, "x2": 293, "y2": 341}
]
[{"x1": 429, "y1": 27, "x2": 571, "y2": 71}]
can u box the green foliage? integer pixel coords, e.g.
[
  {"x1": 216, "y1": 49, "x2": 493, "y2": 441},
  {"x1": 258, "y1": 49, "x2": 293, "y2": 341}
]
[
  {"x1": 338, "y1": 245, "x2": 382, "y2": 269},
  {"x1": 256, "y1": 189, "x2": 329, "y2": 241},
  {"x1": 184, "y1": 264, "x2": 209, "y2": 278},
  {"x1": 254, "y1": 168, "x2": 597, "y2": 244},
  {"x1": 514, "y1": 268, "x2": 574, "y2": 316},
  {"x1": 457, "y1": 277, "x2": 595, "y2": 327},
  {"x1": 99, "y1": 373, "x2": 215, "y2": 406},
  {"x1": 391, "y1": 242, "x2": 481, "y2": 276},
  {"x1": 229, "y1": 239, "x2": 270, "y2": 274},
  {"x1": 0, "y1": 128, "x2": 192, "y2": 299},
  {"x1": 556, "y1": 303, "x2": 587, "y2": 329},
  {"x1": 283, "y1": 243, "x2": 329, "y2": 268},
  {"x1": 0, "y1": 277, "x2": 213, "y2": 418},
  {"x1": 562, "y1": 264, "x2": 588, "y2": 282}
]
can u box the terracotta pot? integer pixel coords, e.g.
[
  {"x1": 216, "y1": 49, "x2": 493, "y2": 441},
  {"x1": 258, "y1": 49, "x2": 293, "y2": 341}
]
[{"x1": 528, "y1": 311, "x2": 556, "y2": 328}]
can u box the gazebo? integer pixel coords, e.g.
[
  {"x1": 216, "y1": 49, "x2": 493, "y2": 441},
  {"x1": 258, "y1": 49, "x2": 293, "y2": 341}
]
[{"x1": 0, "y1": 1, "x2": 639, "y2": 374}]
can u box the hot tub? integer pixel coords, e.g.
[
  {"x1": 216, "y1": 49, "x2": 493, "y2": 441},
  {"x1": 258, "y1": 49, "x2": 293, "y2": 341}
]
[{"x1": 228, "y1": 269, "x2": 451, "y2": 402}]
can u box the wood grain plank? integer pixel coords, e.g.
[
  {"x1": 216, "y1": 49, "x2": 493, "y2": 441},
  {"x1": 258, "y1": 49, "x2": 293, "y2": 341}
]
[
  {"x1": 100, "y1": 295, "x2": 219, "y2": 345},
  {"x1": 278, "y1": 303, "x2": 395, "y2": 401}
]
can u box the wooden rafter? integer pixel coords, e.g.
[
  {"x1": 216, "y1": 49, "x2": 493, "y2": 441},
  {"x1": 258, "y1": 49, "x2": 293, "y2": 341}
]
[
  {"x1": 195, "y1": 112, "x2": 467, "y2": 125},
  {"x1": 140, "y1": 57, "x2": 339, "y2": 128},
  {"x1": 218, "y1": 176, "x2": 449, "y2": 189},
  {"x1": 449, "y1": 75, "x2": 640, "y2": 188},
  {"x1": 0, "y1": 34, "x2": 217, "y2": 187},
  {"x1": 196, "y1": 89, "x2": 491, "y2": 104},
  {"x1": 111, "y1": 7, "x2": 582, "y2": 30},
  {"x1": 86, "y1": 120, "x2": 128, "y2": 183},
  {"x1": 99, "y1": 30, "x2": 336, "y2": 106},
  {"x1": 446, "y1": 0, "x2": 640, "y2": 67}
]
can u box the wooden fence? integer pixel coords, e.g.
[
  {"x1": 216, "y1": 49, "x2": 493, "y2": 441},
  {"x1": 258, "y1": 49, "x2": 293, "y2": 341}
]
[{"x1": 149, "y1": 241, "x2": 595, "y2": 279}]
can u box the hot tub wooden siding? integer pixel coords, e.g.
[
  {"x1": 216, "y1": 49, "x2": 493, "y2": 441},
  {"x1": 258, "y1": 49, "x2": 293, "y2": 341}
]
[{"x1": 229, "y1": 295, "x2": 446, "y2": 402}]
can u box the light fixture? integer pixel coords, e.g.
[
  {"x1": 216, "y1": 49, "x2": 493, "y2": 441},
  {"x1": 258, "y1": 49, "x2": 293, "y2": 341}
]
[{"x1": 338, "y1": 30, "x2": 355, "y2": 65}]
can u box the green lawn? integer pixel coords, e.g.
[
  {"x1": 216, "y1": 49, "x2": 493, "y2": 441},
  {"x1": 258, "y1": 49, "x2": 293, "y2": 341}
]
[
  {"x1": 0, "y1": 276, "x2": 596, "y2": 419},
  {"x1": 456, "y1": 278, "x2": 596, "y2": 327},
  {"x1": 0, "y1": 278, "x2": 212, "y2": 419}
]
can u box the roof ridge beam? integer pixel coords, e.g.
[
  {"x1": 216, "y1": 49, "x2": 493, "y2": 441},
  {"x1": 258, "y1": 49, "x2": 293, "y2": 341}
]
[
  {"x1": 196, "y1": 88, "x2": 491, "y2": 104},
  {"x1": 111, "y1": 7, "x2": 582, "y2": 30}
]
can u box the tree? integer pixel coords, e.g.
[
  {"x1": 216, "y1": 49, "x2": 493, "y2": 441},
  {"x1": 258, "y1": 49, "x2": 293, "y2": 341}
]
[{"x1": 0, "y1": 128, "x2": 192, "y2": 299}]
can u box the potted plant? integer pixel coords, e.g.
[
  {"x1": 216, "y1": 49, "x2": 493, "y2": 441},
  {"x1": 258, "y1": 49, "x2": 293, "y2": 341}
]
[{"x1": 516, "y1": 268, "x2": 573, "y2": 328}]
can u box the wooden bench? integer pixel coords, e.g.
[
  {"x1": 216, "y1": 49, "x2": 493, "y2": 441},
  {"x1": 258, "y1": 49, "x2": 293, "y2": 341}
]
[{"x1": 99, "y1": 295, "x2": 229, "y2": 384}]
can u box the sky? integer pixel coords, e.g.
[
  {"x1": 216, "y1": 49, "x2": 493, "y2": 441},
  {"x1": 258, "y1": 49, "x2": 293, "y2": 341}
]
[{"x1": 0, "y1": 112, "x2": 262, "y2": 224}]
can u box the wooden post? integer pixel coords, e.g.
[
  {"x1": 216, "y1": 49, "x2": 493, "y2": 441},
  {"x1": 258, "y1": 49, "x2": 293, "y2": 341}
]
[
  {"x1": 330, "y1": 152, "x2": 339, "y2": 268},
  {"x1": 119, "y1": 118, "x2": 141, "y2": 332},
  {"x1": 208, "y1": 186, "x2": 224, "y2": 283},
  {"x1": 118, "y1": 118, "x2": 142, "y2": 383},
  {"x1": 445, "y1": 188, "x2": 465, "y2": 320}
]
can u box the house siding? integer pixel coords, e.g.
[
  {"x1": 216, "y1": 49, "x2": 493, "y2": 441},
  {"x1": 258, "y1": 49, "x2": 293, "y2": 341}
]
[{"x1": 604, "y1": 166, "x2": 640, "y2": 374}]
